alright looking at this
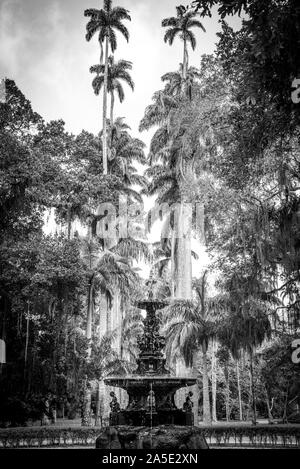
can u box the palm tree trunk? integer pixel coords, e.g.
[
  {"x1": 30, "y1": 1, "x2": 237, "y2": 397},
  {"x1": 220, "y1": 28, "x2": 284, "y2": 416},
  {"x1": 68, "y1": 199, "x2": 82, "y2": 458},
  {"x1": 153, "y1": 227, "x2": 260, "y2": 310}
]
[
  {"x1": 106, "y1": 298, "x2": 111, "y2": 333},
  {"x1": 236, "y1": 360, "x2": 243, "y2": 421},
  {"x1": 99, "y1": 39, "x2": 104, "y2": 65},
  {"x1": 175, "y1": 202, "x2": 192, "y2": 299},
  {"x1": 82, "y1": 278, "x2": 93, "y2": 427},
  {"x1": 67, "y1": 206, "x2": 71, "y2": 240},
  {"x1": 282, "y1": 385, "x2": 289, "y2": 423},
  {"x1": 174, "y1": 165, "x2": 195, "y2": 410},
  {"x1": 0, "y1": 297, "x2": 6, "y2": 375},
  {"x1": 81, "y1": 375, "x2": 92, "y2": 427},
  {"x1": 173, "y1": 202, "x2": 194, "y2": 407},
  {"x1": 182, "y1": 36, "x2": 188, "y2": 89},
  {"x1": 24, "y1": 304, "x2": 30, "y2": 370},
  {"x1": 110, "y1": 91, "x2": 114, "y2": 127},
  {"x1": 249, "y1": 351, "x2": 257, "y2": 425},
  {"x1": 86, "y1": 279, "x2": 93, "y2": 358},
  {"x1": 108, "y1": 91, "x2": 115, "y2": 166},
  {"x1": 102, "y1": 35, "x2": 109, "y2": 175},
  {"x1": 225, "y1": 365, "x2": 230, "y2": 421},
  {"x1": 191, "y1": 350, "x2": 200, "y2": 426},
  {"x1": 24, "y1": 301, "x2": 30, "y2": 391},
  {"x1": 202, "y1": 343, "x2": 211, "y2": 425},
  {"x1": 265, "y1": 387, "x2": 274, "y2": 423},
  {"x1": 211, "y1": 340, "x2": 217, "y2": 422},
  {"x1": 170, "y1": 228, "x2": 175, "y2": 298},
  {"x1": 82, "y1": 391, "x2": 92, "y2": 426},
  {"x1": 95, "y1": 380, "x2": 102, "y2": 426}
]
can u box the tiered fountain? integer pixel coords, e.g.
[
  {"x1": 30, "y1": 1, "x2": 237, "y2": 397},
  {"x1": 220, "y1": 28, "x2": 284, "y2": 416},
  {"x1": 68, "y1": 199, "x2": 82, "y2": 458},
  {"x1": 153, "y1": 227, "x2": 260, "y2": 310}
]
[
  {"x1": 105, "y1": 296, "x2": 196, "y2": 427},
  {"x1": 95, "y1": 293, "x2": 209, "y2": 449}
]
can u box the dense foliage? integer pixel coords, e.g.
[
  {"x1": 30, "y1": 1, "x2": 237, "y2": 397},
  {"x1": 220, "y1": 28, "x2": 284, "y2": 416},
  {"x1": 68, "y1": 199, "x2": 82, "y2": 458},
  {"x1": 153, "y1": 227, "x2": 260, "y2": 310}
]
[
  {"x1": 0, "y1": 78, "x2": 144, "y2": 427},
  {"x1": 139, "y1": 1, "x2": 300, "y2": 424},
  {"x1": 1, "y1": 0, "x2": 299, "y2": 430}
]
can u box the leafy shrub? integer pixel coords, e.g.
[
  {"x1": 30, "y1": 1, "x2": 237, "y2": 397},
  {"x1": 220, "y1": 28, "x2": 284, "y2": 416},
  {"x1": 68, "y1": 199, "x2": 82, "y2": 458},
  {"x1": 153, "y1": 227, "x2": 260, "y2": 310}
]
[
  {"x1": 0, "y1": 397, "x2": 43, "y2": 428},
  {"x1": 0, "y1": 425, "x2": 299, "y2": 448}
]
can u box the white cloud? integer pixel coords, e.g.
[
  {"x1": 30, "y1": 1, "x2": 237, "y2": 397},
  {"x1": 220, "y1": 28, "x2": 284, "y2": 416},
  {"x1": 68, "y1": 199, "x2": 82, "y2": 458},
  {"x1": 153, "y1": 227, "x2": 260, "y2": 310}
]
[
  {"x1": 0, "y1": 0, "x2": 242, "y2": 141},
  {"x1": 0, "y1": 0, "x2": 242, "y2": 280},
  {"x1": 0, "y1": 0, "x2": 29, "y2": 76}
]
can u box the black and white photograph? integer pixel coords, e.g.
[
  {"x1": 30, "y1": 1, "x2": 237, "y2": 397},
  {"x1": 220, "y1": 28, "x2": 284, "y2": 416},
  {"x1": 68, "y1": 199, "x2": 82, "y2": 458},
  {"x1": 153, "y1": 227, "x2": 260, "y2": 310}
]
[{"x1": 0, "y1": 0, "x2": 299, "y2": 457}]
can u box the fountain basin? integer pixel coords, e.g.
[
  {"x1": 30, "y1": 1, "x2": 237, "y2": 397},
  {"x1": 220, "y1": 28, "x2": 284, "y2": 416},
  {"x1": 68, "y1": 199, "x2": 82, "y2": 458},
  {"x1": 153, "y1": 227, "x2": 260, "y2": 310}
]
[
  {"x1": 105, "y1": 375, "x2": 197, "y2": 427},
  {"x1": 105, "y1": 375, "x2": 197, "y2": 390}
]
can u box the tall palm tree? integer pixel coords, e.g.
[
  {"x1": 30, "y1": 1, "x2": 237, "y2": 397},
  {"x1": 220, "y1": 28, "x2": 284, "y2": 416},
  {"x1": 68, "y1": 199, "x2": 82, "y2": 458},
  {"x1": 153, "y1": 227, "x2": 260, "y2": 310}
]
[
  {"x1": 140, "y1": 82, "x2": 196, "y2": 301},
  {"x1": 84, "y1": 0, "x2": 131, "y2": 175},
  {"x1": 90, "y1": 57, "x2": 134, "y2": 126},
  {"x1": 142, "y1": 115, "x2": 195, "y2": 301},
  {"x1": 162, "y1": 272, "x2": 219, "y2": 425},
  {"x1": 140, "y1": 45, "x2": 203, "y2": 385},
  {"x1": 162, "y1": 6, "x2": 205, "y2": 87}
]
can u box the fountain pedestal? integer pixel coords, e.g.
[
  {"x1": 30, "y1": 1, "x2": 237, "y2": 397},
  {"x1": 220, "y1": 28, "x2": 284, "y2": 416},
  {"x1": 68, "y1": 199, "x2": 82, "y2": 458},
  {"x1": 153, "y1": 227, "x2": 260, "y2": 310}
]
[{"x1": 96, "y1": 425, "x2": 209, "y2": 450}]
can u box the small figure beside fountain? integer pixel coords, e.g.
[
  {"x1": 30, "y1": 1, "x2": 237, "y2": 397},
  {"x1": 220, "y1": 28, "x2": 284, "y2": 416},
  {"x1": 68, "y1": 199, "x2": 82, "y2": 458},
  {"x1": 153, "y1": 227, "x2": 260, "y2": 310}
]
[
  {"x1": 110, "y1": 391, "x2": 121, "y2": 412},
  {"x1": 183, "y1": 391, "x2": 193, "y2": 412},
  {"x1": 109, "y1": 391, "x2": 121, "y2": 426},
  {"x1": 182, "y1": 391, "x2": 194, "y2": 426}
]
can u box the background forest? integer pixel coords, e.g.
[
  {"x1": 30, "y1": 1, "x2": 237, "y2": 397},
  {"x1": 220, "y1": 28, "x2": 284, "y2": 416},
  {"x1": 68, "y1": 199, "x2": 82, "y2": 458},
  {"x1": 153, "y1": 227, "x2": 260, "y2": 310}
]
[{"x1": 0, "y1": 0, "x2": 300, "y2": 429}]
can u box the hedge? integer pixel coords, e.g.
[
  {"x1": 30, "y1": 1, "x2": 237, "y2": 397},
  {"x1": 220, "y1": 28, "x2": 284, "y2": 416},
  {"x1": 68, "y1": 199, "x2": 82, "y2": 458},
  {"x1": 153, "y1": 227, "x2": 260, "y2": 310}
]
[
  {"x1": 0, "y1": 425, "x2": 299, "y2": 448},
  {"x1": 0, "y1": 427, "x2": 101, "y2": 448},
  {"x1": 202, "y1": 425, "x2": 300, "y2": 447}
]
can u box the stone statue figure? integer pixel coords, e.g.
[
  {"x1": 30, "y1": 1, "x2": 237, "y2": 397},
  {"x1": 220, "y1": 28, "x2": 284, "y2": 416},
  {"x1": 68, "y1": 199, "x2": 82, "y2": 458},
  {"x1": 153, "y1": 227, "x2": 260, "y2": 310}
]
[
  {"x1": 109, "y1": 392, "x2": 121, "y2": 426},
  {"x1": 183, "y1": 391, "x2": 194, "y2": 412},
  {"x1": 146, "y1": 390, "x2": 156, "y2": 411},
  {"x1": 110, "y1": 392, "x2": 121, "y2": 413}
]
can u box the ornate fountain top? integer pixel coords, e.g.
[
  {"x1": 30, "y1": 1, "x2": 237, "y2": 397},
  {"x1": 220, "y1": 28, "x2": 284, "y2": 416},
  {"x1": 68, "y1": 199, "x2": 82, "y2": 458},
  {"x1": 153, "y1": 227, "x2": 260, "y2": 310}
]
[{"x1": 134, "y1": 297, "x2": 169, "y2": 376}]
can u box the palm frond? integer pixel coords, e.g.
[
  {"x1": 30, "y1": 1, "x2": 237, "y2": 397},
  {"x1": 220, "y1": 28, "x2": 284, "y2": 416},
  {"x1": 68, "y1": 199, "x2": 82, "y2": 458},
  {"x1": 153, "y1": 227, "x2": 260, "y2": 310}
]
[
  {"x1": 84, "y1": 8, "x2": 101, "y2": 18},
  {"x1": 185, "y1": 30, "x2": 197, "y2": 50},
  {"x1": 187, "y1": 19, "x2": 206, "y2": 32},
  {"x1": 109, "y1": 28, "x2": 117, "y2": 52},
  {"x1": 114, "y1": 81, "x2": 125, "y2": 102},
  {"x1": 111, "y1": 7, "x2": 131, "y2": 22},
  {"x1": 120, "y1": 186, "x2": 143, "y2": 204},
  {"x1": 90, "y1": 64, "x2": 104, "y2": 74},
  {"x1": 150, "y1": 125, "x2": 169, "y2": 156},
  {"x1": 91, "y1": 75, "x2": 103, "y2": 95},
  {"x1": 127, "y1": 173, "x2": 148, "y2": 188},
  {"x1": 114, "y1": 71, "x2": 135, "y2": 90},
  {"x1": 112, "y1": 237, "x2": 152, "y2": 262},
  {"x1": 112, "y1": 21, "x2": 130, "y2": 42},
  {"x1": 164, "y1": 27, "x2": 182, "y2": 45},
  {"x1": 162, "y1": 17, "x2": 178, "y2": 27}
]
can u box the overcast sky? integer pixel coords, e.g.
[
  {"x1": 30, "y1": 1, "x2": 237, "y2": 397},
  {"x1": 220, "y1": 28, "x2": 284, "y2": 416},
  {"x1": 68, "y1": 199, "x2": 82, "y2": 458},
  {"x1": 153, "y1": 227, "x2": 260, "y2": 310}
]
[
  {"x1": 0, "y1": 0, "x2": 242, "y2": 278},
  {"x1": 0, "y1": 0, "x2": 242, "y2": 147}
]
